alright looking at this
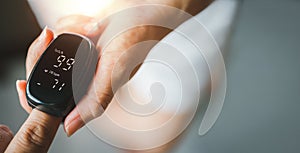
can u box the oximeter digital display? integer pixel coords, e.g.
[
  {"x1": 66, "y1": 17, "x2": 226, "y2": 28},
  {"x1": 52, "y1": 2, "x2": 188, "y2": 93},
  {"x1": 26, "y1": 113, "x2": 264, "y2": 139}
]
[{"x1": 26, "y1": 33, "x2": 97, "y2": 117}]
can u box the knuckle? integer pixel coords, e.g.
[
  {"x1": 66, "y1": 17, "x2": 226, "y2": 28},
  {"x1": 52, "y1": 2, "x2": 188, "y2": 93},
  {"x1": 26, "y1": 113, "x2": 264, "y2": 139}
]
[
  {"x1": 93, "y1": 88, "x2": 113, "y2": 110},
  {"x1": 98, "y1": 91, "x2": 113, "y2": 109},
  {"x1": 18, "y1": 121, "x2": 51, "y2": 149}
]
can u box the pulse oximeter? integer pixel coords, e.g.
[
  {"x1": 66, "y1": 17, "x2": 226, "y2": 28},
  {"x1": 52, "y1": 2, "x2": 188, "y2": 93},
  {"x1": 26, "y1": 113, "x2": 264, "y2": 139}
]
[{"x1": 26, "y1": 33, "x2": 98, "y2": 117}]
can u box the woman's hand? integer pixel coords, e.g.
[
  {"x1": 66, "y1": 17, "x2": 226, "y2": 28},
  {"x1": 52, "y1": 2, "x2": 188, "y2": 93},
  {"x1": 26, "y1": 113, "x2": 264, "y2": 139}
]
[{"x1": 16, "y1": 0, "x2": 212, "y2": 137}]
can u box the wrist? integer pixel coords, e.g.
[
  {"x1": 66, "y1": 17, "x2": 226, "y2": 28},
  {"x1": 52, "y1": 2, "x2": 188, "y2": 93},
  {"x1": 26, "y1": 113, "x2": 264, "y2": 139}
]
[{"x1": 163, "y1": 0, "x2": 213, "y2": 15}]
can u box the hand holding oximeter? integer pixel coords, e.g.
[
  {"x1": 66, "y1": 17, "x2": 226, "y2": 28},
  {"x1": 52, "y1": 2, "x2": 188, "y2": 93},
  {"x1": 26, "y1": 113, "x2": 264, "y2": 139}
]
[{"x1": 26, "y1": 33, "x2": 98, "y2": 117}]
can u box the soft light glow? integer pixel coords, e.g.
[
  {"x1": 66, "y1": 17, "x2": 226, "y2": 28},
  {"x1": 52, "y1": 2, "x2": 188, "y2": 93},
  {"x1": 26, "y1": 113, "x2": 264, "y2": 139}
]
[
  {"x1": 28, "y1": 0, "x2": 113, "y2": 28},
  {"x1": 63, "y1": 0, "x2": 113, "y2": 17}
]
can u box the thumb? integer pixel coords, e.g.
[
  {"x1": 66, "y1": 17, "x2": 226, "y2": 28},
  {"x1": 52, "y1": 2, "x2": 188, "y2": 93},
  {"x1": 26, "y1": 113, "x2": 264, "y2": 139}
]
[
  {"x1": 0, "y1": 125, "x2": 13, "y2": 153},
  {"x1": 5, "y1": 109, "x2": 61, "y2": 153}
]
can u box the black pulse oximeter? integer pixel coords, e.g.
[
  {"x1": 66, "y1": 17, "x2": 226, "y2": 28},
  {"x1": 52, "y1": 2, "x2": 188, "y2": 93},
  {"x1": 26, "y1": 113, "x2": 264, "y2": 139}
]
[{"x1": 26, "y1": 33, "x2": 98, "y2": 117}]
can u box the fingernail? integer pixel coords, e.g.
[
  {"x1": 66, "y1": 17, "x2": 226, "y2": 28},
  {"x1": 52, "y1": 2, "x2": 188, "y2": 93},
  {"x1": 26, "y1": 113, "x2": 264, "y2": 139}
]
[
  {"x1": 65, "y1": 116, "x2": 84, "y2": 137},
  {"x1": 40, "y1": 26, "x2": 49, "y2": 38},
  {"x1": 16, "y1": 80, "x2": 21, "y2": 92},
  {"x1": 36, "y1": 26, "x2": 49, "y2": 44}
]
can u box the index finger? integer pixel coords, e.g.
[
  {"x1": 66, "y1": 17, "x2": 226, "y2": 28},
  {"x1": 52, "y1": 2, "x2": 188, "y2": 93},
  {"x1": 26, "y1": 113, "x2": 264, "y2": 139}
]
[
  {"x1": 5, "y1": 109, "x2": 61, "y2": 153},
  {"x1": 16, "y1": 28, "x2": 54, "y2": 114},
  {"x1": 26, "y1": 27, "x2": 54, "y2": 79}
]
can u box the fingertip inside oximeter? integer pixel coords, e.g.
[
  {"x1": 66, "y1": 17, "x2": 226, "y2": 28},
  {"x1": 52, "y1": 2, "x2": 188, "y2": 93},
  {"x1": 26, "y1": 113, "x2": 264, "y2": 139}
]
[{"x1": 26, "y1": 33, "x2": 97, "y2": 118}]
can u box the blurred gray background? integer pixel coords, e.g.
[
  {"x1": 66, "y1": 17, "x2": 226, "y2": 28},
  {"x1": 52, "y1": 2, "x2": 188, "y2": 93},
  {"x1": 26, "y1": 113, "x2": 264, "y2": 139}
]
[{"x1": 0, "y1": 0, "x2": 299, "y2": 153}]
